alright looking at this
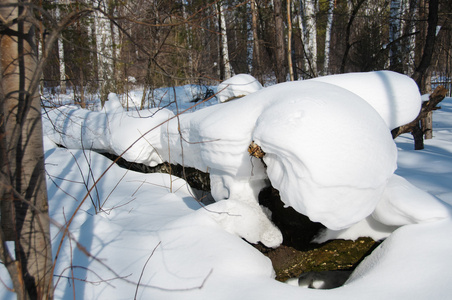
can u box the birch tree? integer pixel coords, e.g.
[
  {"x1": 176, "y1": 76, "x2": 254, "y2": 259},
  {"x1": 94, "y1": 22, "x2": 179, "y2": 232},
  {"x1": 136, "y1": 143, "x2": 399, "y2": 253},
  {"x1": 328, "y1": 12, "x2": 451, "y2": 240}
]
[
  {"x1": 218, "y1": 1, "x2": 232, "y2": 80},
  {"x1": 93, "y1": 0, "x2": 116, "y2": 100},
  {"x1": 56, "y1": 0, "x2": 67, "y2": 93},
  {"x1": 1, "y1": 1, "x2": 53, "y2": 298},
  {"x1": 300, "y1": 0, "x2": 317, "y2": 77},
  {"x1": 404, "y1": 0, "x2": 419, "y2": 76},
  {"x1": 389, "y1": 0, "x2": 403, "y2": 72},
  {"x1": 323, "y1": 0, "x2": 334, "y2": 75}
]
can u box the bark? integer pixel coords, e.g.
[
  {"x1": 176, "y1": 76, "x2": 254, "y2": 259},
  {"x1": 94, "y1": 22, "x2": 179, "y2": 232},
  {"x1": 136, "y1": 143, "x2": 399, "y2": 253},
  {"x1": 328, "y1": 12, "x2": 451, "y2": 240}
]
[
  {"x1": 421, "y1": 111, "x2": 433, "y2": 139},
  {"x1": 218, "y1": 2, "x2": 232, "y2": 80},
  {"x1": 273, "y1": 0, "x2": 286, "y2": 83},
  {"x1": 323, "y1": 0, "x2": 334, "y2": 75},
  {"x1": 251, "y1": 0, "x2": 262, "y2": 83},
  {"x1": 94, "y1": 2, "x2": 115, "y2": 100},
  {"x1": 389, "y1": 0, "x2": 403, "y2": 72},
  {"x1": 301, "y1": 0, "x2": 317, "y2": 77},
  {"x1": 287, "y1": 0, "x2": 294, "y2": 81},
  {"x1": 404, "y1": 0, "x2": 419, "y2": 76},
  {"x1": 340, "y1": 0, "x2": 366, "y2": 73},
  {"x1": 56, "y1": 0, "x2": 66, "y2": 93},
  {"x1": 0, "y1": 1, "x2": 54, "y2": 299},
  {"x1": 412, "y1": 0, "x2": 439, "y2": 93}
]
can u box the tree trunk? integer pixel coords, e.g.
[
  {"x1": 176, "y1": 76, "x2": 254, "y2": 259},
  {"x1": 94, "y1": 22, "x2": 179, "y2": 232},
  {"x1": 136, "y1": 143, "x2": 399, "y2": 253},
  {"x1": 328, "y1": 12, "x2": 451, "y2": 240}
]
[
  {"x1": 301, "y1": 0, "x2": 317, "y2": 77},
  {"x1": 340, "y1": 0, "x2": 366, "y2": 73},
  {"x1": 56, "y1": 0, "x2": 67, "y2": 94},
  {"x1": 323, "y1": 0, "x2": 334, "y2": 75},
  {"x1": 218, "y1": 2, "x2": 232, "y2": 80},
  {"x1": 94, "y1": 2, "x2": 115, "y2": 101},
  {"x1": 287, "y1": 0, "x2": 294, "y2": 81},
  {"x1": 274, "y1": 0, "x2": 286, "y2": 83},
  {"x1": 404, "y1": 0, "x2": 418, "y2": 76},
  {"x1": 0, "y1": 1, "x2": 54, "y2": 299},
  {"x1": 251, "y1": 0, "x2": 262, "y2": 83},
  {"x1": 389, "y1": 0, "x2": 403, "y2": 73},
  {"x1": 412, "y1": 0, "x2": 439, "y2": 93},
  {"x1": 421, "y1": 111, "x2": 433, "y2": 139}
]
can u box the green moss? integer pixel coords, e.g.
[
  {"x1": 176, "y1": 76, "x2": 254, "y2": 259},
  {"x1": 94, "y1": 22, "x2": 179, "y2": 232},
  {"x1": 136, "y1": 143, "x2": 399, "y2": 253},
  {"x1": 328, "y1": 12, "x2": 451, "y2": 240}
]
[{"x1": 255, "y1": 237, "x2": 378, "y2": 282}]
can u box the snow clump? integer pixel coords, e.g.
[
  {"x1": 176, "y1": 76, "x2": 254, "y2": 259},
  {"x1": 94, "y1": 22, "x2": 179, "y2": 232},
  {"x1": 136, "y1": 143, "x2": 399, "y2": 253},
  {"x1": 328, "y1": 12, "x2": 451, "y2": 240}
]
[
  {"x1": 311, "y1": 70, "x2": 421, "y2": 130},
  {"x1": 43, "y1": 94, "x2": 174, "y2": 167},
  {"x1": 216, "y1": 73, "x2": 263, "y2": 103}
]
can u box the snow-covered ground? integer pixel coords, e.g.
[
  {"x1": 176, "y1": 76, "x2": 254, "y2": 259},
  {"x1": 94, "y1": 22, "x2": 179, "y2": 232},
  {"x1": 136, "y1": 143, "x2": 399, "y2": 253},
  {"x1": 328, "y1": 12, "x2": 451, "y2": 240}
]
[{"x1": 2, "y1": 72, "x2": 452, "y2": 299}]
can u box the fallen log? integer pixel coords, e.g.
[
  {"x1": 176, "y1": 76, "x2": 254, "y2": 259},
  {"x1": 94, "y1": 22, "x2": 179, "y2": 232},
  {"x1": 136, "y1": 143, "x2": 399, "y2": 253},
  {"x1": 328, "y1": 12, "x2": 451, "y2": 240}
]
[{"x1": 391, "y1": 85, "x2": 448, "y2": 150}]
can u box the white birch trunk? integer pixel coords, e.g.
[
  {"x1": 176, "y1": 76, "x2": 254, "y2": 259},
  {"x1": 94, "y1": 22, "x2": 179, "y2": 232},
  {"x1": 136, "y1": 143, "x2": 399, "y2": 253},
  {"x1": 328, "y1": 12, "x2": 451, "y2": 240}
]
[
  {"x1": 182, "y1": 1, "x2": 193, "y2": 78},
  {"x1": 389, "y1": 0, "x2": 402, "y2": 70},
  {"x1": 219, "y1": 3, "x2": 232, "y2": 79},
  {"x1": 301, "y1": 0, "x2": 317, "y2": 76},
  {"x1": 55, "y1": 0, "x2": 66, "y2": 93},
  {"x1": 323, "y1": 0, "x2": 334, "y2": 75},
  {"x1": 110, "y1": 7, "x2": 120, "y2": 84},
  {"x1": 94, "y1": 2, "x2": 114, "y2": 93},
  {"x1": 405, "y1": 0, "x2": 419, "y2": 76}
]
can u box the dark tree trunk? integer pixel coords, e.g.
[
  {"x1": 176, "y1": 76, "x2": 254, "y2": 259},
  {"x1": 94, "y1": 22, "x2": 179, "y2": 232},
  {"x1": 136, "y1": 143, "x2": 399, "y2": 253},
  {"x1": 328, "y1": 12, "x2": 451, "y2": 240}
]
[
  {"x1": 274, "y1": 0, "x2": 286, "y2": 83},
  {"x1": 412, "y1": 0, "x2": 439, "y2": 93}
]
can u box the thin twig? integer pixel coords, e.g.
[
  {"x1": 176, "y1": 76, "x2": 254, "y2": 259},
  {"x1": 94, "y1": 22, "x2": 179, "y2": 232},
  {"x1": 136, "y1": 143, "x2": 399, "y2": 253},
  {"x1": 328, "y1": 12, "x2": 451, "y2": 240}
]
[{"x1": 134, "y1": 242, "x2": 161, "y2": 299}]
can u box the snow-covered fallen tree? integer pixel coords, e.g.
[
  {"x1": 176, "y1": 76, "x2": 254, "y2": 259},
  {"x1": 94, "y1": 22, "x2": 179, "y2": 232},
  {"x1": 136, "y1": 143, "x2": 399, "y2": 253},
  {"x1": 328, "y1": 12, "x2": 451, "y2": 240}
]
[
  {"x1": 216, "y1": 73, "x2": 263, "y2": 103},
  {"x1": 43, "y1": 71, "x2": 451, "y2": 248}
]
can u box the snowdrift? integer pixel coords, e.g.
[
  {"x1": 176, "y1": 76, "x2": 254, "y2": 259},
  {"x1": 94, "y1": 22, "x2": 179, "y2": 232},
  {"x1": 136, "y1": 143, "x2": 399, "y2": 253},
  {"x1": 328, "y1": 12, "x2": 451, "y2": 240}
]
[{"x1": 42, "y1": 71, "x2": 450, "y2": 248}]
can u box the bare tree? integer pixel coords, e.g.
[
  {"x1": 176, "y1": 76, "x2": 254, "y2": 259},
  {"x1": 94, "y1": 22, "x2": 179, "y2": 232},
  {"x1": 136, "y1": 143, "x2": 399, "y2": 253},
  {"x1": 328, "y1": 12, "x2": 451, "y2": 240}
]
[
  {"x1": 1, "y1": 1, "x2": 93, "y2": 298},
  {"x1": 287, "y1": 0, "x2": 294, "y2": 81},
  {"x1": 300, "y1": 0, "x2": 317, "y2": 77},
  {"x1": 323, "y1": 0, "x2": 334, "y2": 75},
  {"x1": 412, "y1": 0, "x2": 439, "y2": 93},
  {"x1": 250, "y1": 0, "x2": 262, "y2": 83},
  {"x1": 389, "y1": 0, "x2": 403, "y2": 72},
  {"x1": 273, "y1": 0, "x2": 286, "y2": 83},
  {"x1": 1, "y1": 1, "x2": 54, "y2": 298},
  {"x1": 339, "y1": 0, "x2": 366, "y2": 73},
  {"x1": 218, "y1": 1, "x2": 232, "y2": 80}
]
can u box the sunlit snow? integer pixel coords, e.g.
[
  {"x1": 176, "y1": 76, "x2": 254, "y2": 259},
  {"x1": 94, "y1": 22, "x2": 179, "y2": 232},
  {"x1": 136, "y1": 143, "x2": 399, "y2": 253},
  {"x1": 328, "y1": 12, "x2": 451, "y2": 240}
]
[{"x1": 2, "y1": 71, "x2": 451, "y2": 299}]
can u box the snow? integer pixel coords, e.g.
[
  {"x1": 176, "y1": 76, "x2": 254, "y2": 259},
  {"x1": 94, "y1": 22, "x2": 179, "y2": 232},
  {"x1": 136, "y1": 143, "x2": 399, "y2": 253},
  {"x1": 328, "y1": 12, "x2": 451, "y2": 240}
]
[
  {"x1": 43, "y1": 94, "x2": 174, "y2": 167},
  {"x1": 45, "y1": 73, "x2": 401, "y2": 236},
  {"x1": 311, "y1": 70, "x2": 422, "y2": 130},
  {"x1": 372, "y1": 174, "x2": 451, "y2": 226},
  {"x1": 216, "y1": 73, "x2": 263, "y2": 103},
  {"x1": 2, "y1": 72, "x2": 452, "y2": 299},
  {"x1": 252, "y1": 82, "x2": 397, "y2": 229}
]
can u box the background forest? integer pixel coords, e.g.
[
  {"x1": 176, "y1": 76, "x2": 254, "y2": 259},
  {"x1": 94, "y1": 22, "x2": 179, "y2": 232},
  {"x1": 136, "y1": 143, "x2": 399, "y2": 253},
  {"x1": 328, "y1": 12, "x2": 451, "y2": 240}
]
[{"x1": 40, "y1": 0, "x2": 451, "y2": 107}]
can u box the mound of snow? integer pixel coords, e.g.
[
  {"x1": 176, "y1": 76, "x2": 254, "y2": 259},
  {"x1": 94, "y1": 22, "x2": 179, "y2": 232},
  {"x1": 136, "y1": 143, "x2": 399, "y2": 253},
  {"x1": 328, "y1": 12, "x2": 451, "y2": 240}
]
[
  {"x1": 217, "y1": 74, "x2": 263, "y2": 103},
  {"x1": 163, "y1": 80, "x2": 398, "y2": 235},
  {"x1": 311, "y1": 71, "x2": 421, "y2": 129},
  {"x1": 342, "y1": 219, "x2": 452, "y2": 299},
  {"x1": 42, "y1": 95, "x2": 174, "y2": 167},
  {"x1": 44, "y1": 72, "x2": 427, "y2": 245},
  {"x1": 252, "y1": 81, "x2": 397, "y2": 230},
  {"x1": 372, "y1": 174, "x2": 452, "y2": 226}
]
